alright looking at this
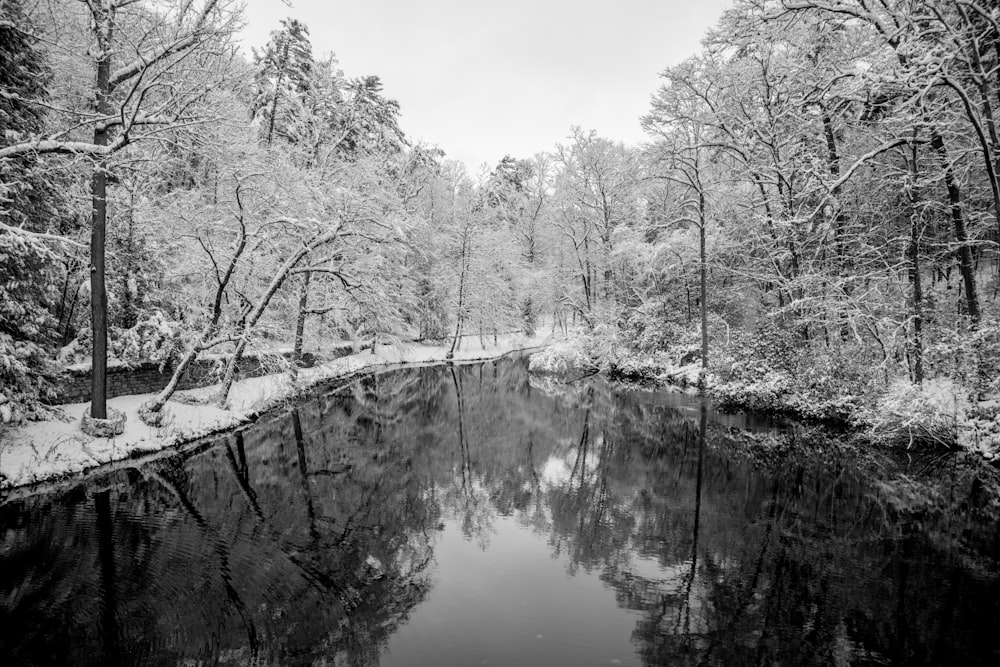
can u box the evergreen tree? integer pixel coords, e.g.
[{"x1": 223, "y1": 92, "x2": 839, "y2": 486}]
[
  {"x1": 0, "y1": 0, "x2": 61, "y2": 421},
  {"x1": 251, "y1": 18, "x2": 315, "y2": 145},
  {"x1": 337, "y1": 75, "x2": 407, "y2": 158}
]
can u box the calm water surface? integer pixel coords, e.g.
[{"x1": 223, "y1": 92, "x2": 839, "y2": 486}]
[{"x1": 2, "y1": 358, "x2": 999, "y2": 665}]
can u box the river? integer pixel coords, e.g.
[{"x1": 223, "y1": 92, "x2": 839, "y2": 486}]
[{"x1": 1, "y1": 356, "x2": 998, "y2": 665}]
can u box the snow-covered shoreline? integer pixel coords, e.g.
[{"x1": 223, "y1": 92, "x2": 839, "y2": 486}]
[{"x1": 0, "y1": 332, "x2": 553, "y2": 497}]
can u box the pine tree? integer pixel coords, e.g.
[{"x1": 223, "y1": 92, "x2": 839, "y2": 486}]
[
  {"x1": 0, "y1": 0, "x2": 61, "y2": 422},
  {"x1": 251, "y1": 18, "x2": 314, "y2": 145},
  {"x1": 337, "y1": 76, "x2": 406, "y2": 158}
]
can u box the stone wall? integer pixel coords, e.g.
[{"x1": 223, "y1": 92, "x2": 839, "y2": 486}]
[{"x1": 52, "y1": 352, "x2": 317, "y2": 405}]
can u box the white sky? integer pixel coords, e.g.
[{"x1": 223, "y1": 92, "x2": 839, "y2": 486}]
[{"x1": 240, "y1": 0, "x2": 734, "y2": 171}]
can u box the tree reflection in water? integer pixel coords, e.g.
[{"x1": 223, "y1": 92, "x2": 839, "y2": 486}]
[{"x1": 1, "y1": 357, "x2": 999, "y2": 665}]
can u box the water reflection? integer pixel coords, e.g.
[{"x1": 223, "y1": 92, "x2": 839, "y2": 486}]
[{"x1": 1, "y1": 358, "x2": 998, "y2": 665}]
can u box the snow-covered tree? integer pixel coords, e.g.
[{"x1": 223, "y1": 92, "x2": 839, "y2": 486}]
[
  {"x1": 0, "y1": 0, "x2": 71, "y2": 422},
  {"x1": 336, "y1": 75, "x2": 407, "y2": 159},
  {"x1": 0, "y1": 0, "x2": 242, "y2": 421},
  {"x1": 251, "y1": 17, "x2": 314, "y2": 146}
]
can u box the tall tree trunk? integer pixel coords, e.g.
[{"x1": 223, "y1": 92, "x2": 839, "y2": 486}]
[
  {"x1": 931, "y1": 130, "x2": 981, "y2": 324},
  {"x1": 822, "y1": 109, "x2": 852, "y2": 340},
  {"x1": 602, "y1": 226, "x2": 613, "y2": 306},
  {"x1": 909, "y1": 215, "x2": 925, "y2": 385},
  {"x1": 957, "y1": 4, "x2": 1000, "y2": 238},
  {"x1": 907, "y1": 140, "x2": 924, "y2": 385},
  {"x1": 698, "y1": 190, "x2": 708, "y2": 389},
  {"x1": 942, "y1": 76, "x2": 1000, "y2": 241},
  {"x1": 908, "y1": 226, "x2": 925, "y2": 386},
  {"x1": 821, "y1": 109, "x2": 844, "y2": 259},
  {"x1": 89, "y1": 10, "x2": 113, "y2": 419}
]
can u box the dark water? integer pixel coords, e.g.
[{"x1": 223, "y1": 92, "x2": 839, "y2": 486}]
[{"x1": 2, "y1": 358, "x2": 999, "y2": 666}]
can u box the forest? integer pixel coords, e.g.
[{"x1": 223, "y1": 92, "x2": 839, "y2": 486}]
[{"x1": 1, "y1": 0, "x2": 999, "y2": 458}]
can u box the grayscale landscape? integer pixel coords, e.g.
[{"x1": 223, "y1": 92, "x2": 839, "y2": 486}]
[{"x1": 2, "y1": 1, "x2": 999, "y2": 664}]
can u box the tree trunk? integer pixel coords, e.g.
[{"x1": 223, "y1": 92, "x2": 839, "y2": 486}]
[
  {"x1": 907, "y1": 141, "x2": 924, "y2": 385},
  {"x1": 62, "y1": 281, "x2": 82, "y2": 346},
  {"x1": 144, "y1": 346, "x2": 200, "y2": 417},
  {"x1": 931, "y1": 130, "x2": 981, "y2": 324},
  {"x1": 141, "y1": 217, "x2": 250, "y2": 420},
  {"x1": 909, "y1": 230, "x2": 925, "y2": 385},
  {"x1": 447, "y1": 227, "x2": 471, "y2": 360},
  {"x1": 942, "y1": 76, "x2": 1000, "y2": 241},
  {"x1": 89, "y1": 12, "x2": 113, "y2": 419},
  {"x1": 55, "y1": 262, "x2": 73, "y2": 338},
  {"x1": 291, "y1": 271, "x2": 310, "y2": 380},
  {"x1": 217, "y1": 229, "x2": 339, "y2": 407},
  {"x1": 822, "y1": 109, "x2": 852, "y2": 340},
  {"x1": 699, "y1": 190, "x2": 708, "y2": 390}
]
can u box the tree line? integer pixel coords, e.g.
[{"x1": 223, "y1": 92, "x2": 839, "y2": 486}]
[{"x1": 1, "y1": 0, "x2": 998, "y2": 428}]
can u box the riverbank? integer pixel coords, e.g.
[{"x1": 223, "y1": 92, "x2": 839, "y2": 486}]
[
  {"x1": 528, "y1": 338, "x2": 1000, "y2": 465},
  {"x1": 0, "y1": 332, "x2": 554, "y2": 493}
]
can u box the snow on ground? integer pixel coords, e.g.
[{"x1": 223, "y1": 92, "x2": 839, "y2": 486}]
[{"x1": 1, "y1": 331, "x2": 553, "y2": 493}]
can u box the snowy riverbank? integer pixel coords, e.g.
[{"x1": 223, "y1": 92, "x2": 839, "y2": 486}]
[
  {"x1": 1, "y1": 332, "x2": 554, "y2": 493},
  {"x1": 528, "y1": 337, "x2": 1000, "y2": 464}
]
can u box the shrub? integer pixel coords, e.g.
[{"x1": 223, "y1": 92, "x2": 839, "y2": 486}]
[
  {"x1": 0, "y1": 333, "x2": 56, "y2": 423},
  {"x1": 711, "y1": 371, "x2": 791, "y2": 413},
  {"x1": 113, "y1": 310, "x2": 186, "y2": 369},
  {"x1": 866, "y1": 378, "x2": 968, "y2": 449},
  {"x1": 528, "y1": 340, "x2": 597, "y2": 376}
]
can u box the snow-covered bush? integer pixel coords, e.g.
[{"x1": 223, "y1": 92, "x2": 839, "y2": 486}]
[
  {"x1": 964, "y1": 400, "x2": 1000, "y2": 461},
  {"x1": 708, "y1": 324, "x2": 795, "y2": 412},
  {"x1": 605, "y1": 350, "x2": 703, "y2": 387},
  {"x1": 55, "y1": 338, "x2": 84, "y2": 365},
  {"x1": 866, "y1": 378, "x2": 968, "y2": 449},
  {"x1": 781, "y1": 347, "x2": 876, "y2": 423},
  {"x1": 619, "y1": 301, "x2": 687, "y2": 353},
  {"x1": 0, "y1": 333, "x2": 56, "y2": 423},
  {"x1": 528, "y1": 339, "x2": 597, "y2": 376},
  {"x1": 718, "y1": 323, "x2": 797, "y2": 376},
  {"x1": 71, "y1": 310, "x2": 186, "y2": 370},
  {"x1": 925, "y1": 325, "x2": 1000, "y2": 396},
  {"x1": 580, "y1": 321, "x2": 625, "y2": 363},
  {"x1": 607, "y1": 350, "x2": 668, "y2": 381},
  {"x1": 112, "y1": 311, "x2": 187, "y2": 369},
  {"x1": 712, "y1": 371, "x2": 792, "y2": 413},
  {"x1": 706, "y1": 324, "x2": 880, "y2": 422}
]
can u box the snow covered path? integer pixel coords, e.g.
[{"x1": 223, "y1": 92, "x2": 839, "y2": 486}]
[{"x1": 1, "y1": 332, "x2": 553, "y2": 494}]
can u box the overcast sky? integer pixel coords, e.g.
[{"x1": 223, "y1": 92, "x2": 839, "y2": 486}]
[{"x1": 240, "y1": 0, "x2": 734, "y2": 172}]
